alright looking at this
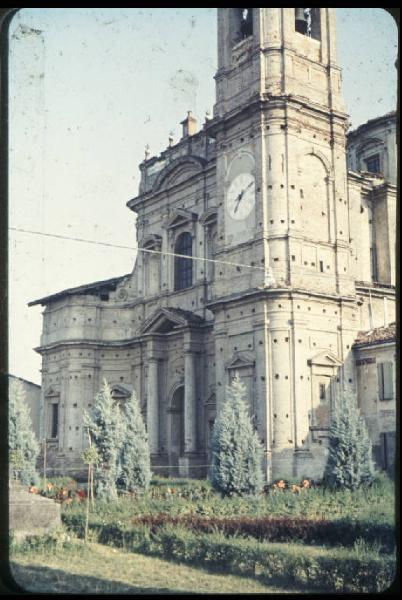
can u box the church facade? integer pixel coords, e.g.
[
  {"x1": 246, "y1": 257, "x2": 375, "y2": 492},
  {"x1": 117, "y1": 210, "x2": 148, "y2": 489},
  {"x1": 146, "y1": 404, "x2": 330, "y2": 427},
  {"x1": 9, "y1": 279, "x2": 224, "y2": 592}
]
[{"x1": 30, "y1": 8, "x2": 396, "y2": 481}]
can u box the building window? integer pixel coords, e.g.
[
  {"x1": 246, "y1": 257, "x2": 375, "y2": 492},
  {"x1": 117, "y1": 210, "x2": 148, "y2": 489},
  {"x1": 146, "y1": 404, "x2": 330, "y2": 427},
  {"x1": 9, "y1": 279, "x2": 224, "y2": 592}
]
[
  {"x1": 174, "y1": 232, "x2": 193, "y2": 291},
  {"x1": 365, "y1": 154, "x2": 381, "y2": 174},
  {"x1": 239, "y1": 8, "x2": 253, "y2": 39},
  {"x1": 50, "y1": 403, "x2": 59, "y2": 439},
  {"x1": 295, "y1": 8, "x2": 321, "y2": 40},
  {"x1": 377, "y1": 362, "x2": 393, "y2": 401},
  {"x1": 319, "y1": 383, "x2": 326, "y2": 401},
  {"x1": 380, "y1": 432, "x2": 395, "y2": 472}
]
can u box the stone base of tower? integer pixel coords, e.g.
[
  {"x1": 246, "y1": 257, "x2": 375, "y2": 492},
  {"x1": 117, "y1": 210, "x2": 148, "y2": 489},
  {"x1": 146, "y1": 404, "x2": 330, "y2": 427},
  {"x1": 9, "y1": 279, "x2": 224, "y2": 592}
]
[
  {"x1": 150, "y1": 452, "x2": 208, "y2": 479},
  {"x1": 271, "y1": 447, "x2": 329, "y2": 482}
]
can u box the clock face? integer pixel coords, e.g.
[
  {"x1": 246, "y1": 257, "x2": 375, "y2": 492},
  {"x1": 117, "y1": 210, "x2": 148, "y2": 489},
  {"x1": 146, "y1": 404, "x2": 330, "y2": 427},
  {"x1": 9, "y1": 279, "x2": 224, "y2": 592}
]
[{"x1": 226, "y1": 172, "x2": 255, "y2": 220}]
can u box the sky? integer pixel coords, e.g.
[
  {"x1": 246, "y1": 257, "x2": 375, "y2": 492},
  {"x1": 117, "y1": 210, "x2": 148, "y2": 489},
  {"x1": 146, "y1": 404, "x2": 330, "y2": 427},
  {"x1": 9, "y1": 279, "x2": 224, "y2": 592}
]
[{"x1": 8, "y1": 8, "x2": 398, "y2": 385}]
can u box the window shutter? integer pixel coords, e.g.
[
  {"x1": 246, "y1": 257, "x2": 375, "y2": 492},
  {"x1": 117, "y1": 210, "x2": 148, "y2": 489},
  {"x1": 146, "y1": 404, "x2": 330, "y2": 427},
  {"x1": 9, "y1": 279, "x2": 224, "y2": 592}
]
[
  {"x1": 383, "y1": 362, "x2": 394, "y2": 400},
  {"x1": 377, "y1": 363, "x2": 385, "y2": 400}
]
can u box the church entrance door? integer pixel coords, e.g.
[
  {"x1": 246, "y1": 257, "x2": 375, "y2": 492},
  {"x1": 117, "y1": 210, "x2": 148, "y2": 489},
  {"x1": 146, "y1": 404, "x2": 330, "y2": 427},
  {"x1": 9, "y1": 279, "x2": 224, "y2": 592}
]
[{"x1": 169, "y1": 386, "x2": 185, "y2": 476}]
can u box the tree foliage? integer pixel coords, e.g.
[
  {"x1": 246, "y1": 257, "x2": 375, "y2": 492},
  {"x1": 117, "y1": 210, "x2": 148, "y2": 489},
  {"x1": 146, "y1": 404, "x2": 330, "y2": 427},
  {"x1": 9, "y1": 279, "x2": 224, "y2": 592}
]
[
  {"x1": 9, "y1": 378, "x2": 40, "y2": 485},
  {"x1": 324, "y1": 389, "x2": 376, "y2": 490},
  {"x1": 118, "y1": 390, "x2": 151, "y2": 492},
  {"x1": 83, "y1": 380, "x2": 124, "y2": 501},
  {"x1": 209, "y1": 374, "x2": 264, "y2": 496}
]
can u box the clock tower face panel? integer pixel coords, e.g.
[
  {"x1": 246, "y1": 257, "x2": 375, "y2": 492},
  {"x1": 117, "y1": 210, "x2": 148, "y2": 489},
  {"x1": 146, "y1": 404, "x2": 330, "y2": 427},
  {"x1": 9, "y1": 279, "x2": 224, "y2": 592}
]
[{"x1": 224, "y1": 151, "x2": 256, "y2": 246}]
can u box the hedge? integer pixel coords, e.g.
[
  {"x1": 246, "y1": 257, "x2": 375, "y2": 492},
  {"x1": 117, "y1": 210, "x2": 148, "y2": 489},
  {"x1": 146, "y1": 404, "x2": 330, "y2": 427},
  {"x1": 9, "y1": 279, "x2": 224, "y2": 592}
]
[
  {"x1": 61, "y1": 515, "x2": 395, "y2": 593},
  {"x1": 129, "y1": 513, "x2": 395, "y2": 550},
  {"x1": 62, "y1": 511, "x2": 395, "y2": 551}
]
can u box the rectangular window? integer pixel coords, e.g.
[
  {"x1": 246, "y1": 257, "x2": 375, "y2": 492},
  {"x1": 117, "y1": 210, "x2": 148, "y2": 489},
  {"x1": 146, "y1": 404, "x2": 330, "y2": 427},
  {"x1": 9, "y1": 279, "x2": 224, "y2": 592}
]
[
  {"x1": 365, "y1": 154, "x2": 381, "y2": 174},
  {"x1": 319, "y1": 383, "x2": 326, "y2": 401},
  {"x1": 50, "y1": 403, "x2": 59, "y2": 438},
  {"x1": 377, "y1": 362, "x2": 394, "y2": 401},
  {"x1": 380, "y1": 431, "x2": 396, "y2": 472},
  {"x1": 319, "y1": 260, "x2": 324, "y2": 272}
]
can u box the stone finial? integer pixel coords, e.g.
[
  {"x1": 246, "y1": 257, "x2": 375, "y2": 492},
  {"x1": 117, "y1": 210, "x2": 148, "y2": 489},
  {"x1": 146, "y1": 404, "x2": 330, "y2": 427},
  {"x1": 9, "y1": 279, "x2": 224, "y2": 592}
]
[
  {"x1": 205, "y1": 110, "x2": 211, "y2": 123},
  {"x1": 144, "y1": 144, "x2": 150, "y2": 160},
  {"x1": 168, "y1": 131, "x2": 174, "y2": 147},
  {"x1": 180, "y1": 111, "x2": 198, "y2": 138}
]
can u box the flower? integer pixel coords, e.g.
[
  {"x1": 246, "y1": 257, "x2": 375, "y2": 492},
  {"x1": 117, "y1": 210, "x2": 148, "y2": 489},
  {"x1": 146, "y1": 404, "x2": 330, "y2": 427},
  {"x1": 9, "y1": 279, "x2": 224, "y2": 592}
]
[
  {"x1": 277, "y1": 479, "x2": 286, "y2": 489},
  {"x1": 291, "y1": 484, "x2": 301, "y2": 493},
  {"x1": 29, "y1": 486, "x2": 39, "y2": 494},
  {"x1": 301, "y1": 479, "x2": 310, "y2": 489}
]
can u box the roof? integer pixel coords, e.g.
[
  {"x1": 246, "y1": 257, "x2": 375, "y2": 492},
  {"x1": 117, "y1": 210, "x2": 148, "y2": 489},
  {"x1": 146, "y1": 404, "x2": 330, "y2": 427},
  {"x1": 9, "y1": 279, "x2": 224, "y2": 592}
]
[
  {"x1": 347, "y1": 110, "x2": 396, "y2": 139},
  {"x1": 28, "y1": 274, "x2": 130, "y2": 307},
  {"x1": 353, "y1": 322, "x2": 396, "y2": 348},
  {"x1": 8, "y1": 374, "x2": 41, "y2": 388}
]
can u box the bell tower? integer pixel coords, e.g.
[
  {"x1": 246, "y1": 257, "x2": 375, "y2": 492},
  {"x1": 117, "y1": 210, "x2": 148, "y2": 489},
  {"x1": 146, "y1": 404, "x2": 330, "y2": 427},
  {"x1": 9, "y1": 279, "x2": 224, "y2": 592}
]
[
  {"x1": 215, "y1": 7, "x2": 345, "y2": 118},
  {"x1": 210, "y1": 7, "x2": 352, "y2": 297},
  {"x1": 207, "y1": 9, "x2": 356, "y2": 481}
]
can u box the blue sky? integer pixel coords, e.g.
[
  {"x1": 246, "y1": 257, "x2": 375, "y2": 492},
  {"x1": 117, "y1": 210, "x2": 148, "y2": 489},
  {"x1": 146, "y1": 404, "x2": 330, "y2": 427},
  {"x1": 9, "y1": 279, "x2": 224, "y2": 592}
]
[{"x1": 8, "y1": 8, "x2": 398, "y2": 383}]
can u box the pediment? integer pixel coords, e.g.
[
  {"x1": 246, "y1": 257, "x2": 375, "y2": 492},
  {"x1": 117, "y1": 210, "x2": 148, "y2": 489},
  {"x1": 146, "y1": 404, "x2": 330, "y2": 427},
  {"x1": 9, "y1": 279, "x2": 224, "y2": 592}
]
[
  {"x1": 152, "y1": 156, "x2": 206, "y2": 192},
  {"x1": 199, "y1": 209, "x2": 218, "y2": 227},
  {"x1": 308, "y1": 351, "x2": 343, "y2": 368},
  {"x1": 356, "y1": 137, "x2": 384, "y2": 155},
  {"x1": 164, "y1": 208, "x2": 198, "y2": 231},
  {"x1": 110, "y1": 384, "x2": 131, "y2": 400},
  {"x1": 226, "y1": 351, "x2": 255, "y2": 370},
  {"x1": 140, "y1": 307, "x2": 203, "y2": 335},
  {"x1": 45, "y1": 386, "x2": 59, "y2": 398},
  {"x1": 139, "y1": 234, "x2": 162, "y2": 250}
]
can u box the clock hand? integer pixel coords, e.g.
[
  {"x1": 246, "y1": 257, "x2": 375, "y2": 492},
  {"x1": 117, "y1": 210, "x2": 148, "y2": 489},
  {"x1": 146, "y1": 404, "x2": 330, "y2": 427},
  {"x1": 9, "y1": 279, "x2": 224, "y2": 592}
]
[
  {"x1": 233, "y1": 181, "x2": 254, "y2": 213},
  {"x1": 233, "y1": 191, "x2": 244, "y2": 213}
]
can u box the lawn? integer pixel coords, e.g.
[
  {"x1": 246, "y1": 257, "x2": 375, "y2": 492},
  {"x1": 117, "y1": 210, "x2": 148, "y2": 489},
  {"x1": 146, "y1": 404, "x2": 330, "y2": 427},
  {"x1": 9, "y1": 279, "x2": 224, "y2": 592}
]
[
  {"x1": 9, "y1": 473, "x2": 396, "y2": 594},
  {"x1": 10, "y1": 540, "x2": 302, "y2": 594}
]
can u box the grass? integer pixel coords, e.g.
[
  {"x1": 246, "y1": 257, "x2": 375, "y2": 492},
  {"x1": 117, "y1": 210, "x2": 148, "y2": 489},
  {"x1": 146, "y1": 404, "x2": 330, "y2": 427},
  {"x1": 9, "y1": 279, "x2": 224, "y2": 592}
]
[
  {"x1": 61, "y1": 472, "x2": 395, "y2": 526},
  {"x1": 10, "y1": 540, "x2": 302, "y2": 594},
  {"x1": 10, "y1": 474, "x2": 395, "y2": 594}
]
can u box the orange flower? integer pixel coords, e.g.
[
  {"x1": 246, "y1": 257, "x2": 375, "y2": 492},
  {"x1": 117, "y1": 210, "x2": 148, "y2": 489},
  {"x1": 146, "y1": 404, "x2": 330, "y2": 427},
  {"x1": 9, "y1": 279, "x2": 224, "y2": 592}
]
[
  {"x1": 301, "y1": 479, "x2": 310, "y2": 489},
  {"x1": 29, "y1": 486, "x2": 38, "y2": 494},
  {"x1": 277, "y1": 479, "x2": 286, "y2": 489},
  {"x1": 291, "y1": 484, "x2": 301, "y2": 493}
]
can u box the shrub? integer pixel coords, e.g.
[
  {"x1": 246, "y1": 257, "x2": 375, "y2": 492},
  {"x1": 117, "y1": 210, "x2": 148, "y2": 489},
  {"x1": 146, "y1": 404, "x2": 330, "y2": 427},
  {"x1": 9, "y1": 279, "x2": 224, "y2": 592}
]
[
  {"x1": 9, "y1": 379, "x2": 40, "y2": 486},
  {"x1": 10, "y1": 527, "x2": 81, "y2": 555},
  {"x1": 209, "y1": 374, "x2": 264, "y2": 496},
  {"x1": 118, "y1": 390, "x2": 151, "y2": 493},
  {"x1": 83, "y1": 380, "x2": 125, "y2": 501},
  {"x1": 324, "y1": 390, "x2": 376, "y2": 490}
]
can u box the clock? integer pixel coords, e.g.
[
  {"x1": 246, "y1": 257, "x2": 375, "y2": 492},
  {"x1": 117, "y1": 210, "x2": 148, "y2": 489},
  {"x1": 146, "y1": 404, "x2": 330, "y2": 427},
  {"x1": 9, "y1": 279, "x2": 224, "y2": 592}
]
[{"x1": 226, "y1": 172, "x2": 255, "y2": 220}]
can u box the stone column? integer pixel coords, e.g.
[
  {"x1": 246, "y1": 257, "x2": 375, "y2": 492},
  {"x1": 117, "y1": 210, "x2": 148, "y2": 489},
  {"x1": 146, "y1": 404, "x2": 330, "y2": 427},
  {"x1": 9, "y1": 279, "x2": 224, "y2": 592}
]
[
  {"x1": 147, "y1": 357, "x2": 159, "y2": 454},
  {"x1": 184, "y1": 350, "x2": 197, "y2": 453}
]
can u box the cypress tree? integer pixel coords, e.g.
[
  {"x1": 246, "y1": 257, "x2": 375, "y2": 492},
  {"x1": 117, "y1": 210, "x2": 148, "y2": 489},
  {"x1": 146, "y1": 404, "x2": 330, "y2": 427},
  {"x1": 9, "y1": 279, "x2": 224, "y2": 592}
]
[
  {"x1": 9, "y1": 378, "x2": 40, "y2": 486},
  {"x1": 209, "y1": 373, "x2": 264, "y2": 496},
  {"x1": 84, "y1": 379, "x2": 125, "y2": 501},
  {"x1": 324, "y1": 389, "x2": 376, "y2": 490},
  {"x1": 118, "y1": 390, "x2": 151, "y2": 493}
]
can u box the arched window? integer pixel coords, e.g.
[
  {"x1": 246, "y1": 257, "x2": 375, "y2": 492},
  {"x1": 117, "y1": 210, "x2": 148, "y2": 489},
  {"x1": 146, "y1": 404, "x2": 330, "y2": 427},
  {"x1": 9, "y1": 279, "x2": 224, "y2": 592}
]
[
  {"x1": 239, "y1": 8, "x2": 253, "y2": 39},
  {"x1": 295, "y1": 8, "x2": 321, "y2": 40},
  {"x1": 174, "y1": 232, "x2": 193, "y2": 290}
]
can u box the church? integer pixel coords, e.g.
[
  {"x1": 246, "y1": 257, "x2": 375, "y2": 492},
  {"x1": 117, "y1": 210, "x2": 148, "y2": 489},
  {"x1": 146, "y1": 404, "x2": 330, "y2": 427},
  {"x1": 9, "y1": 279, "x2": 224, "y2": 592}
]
[{"x1": 30, "y1": 8, "x2": 396, "y2": 481}]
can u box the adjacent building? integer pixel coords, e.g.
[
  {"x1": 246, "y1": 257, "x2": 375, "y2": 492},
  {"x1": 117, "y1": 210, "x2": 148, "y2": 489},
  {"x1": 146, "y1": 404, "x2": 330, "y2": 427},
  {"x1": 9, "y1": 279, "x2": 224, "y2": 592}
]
[
  {"x1": 29, "y1": 8, "x2": 396, "y2": 480},
  {"x1": 8, "y1": 375, "x2": 41, "y2": 441}
]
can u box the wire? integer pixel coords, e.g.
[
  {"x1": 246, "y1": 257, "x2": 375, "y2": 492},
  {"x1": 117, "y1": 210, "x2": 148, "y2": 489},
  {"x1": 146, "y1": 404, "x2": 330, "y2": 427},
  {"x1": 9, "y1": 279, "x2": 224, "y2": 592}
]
[
  {"x1": 10, "y1": 225, "x2": 377, "y2": 281},
  {"x1": 9, "y1": 226, "x2": 268, "y2": 273}
]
